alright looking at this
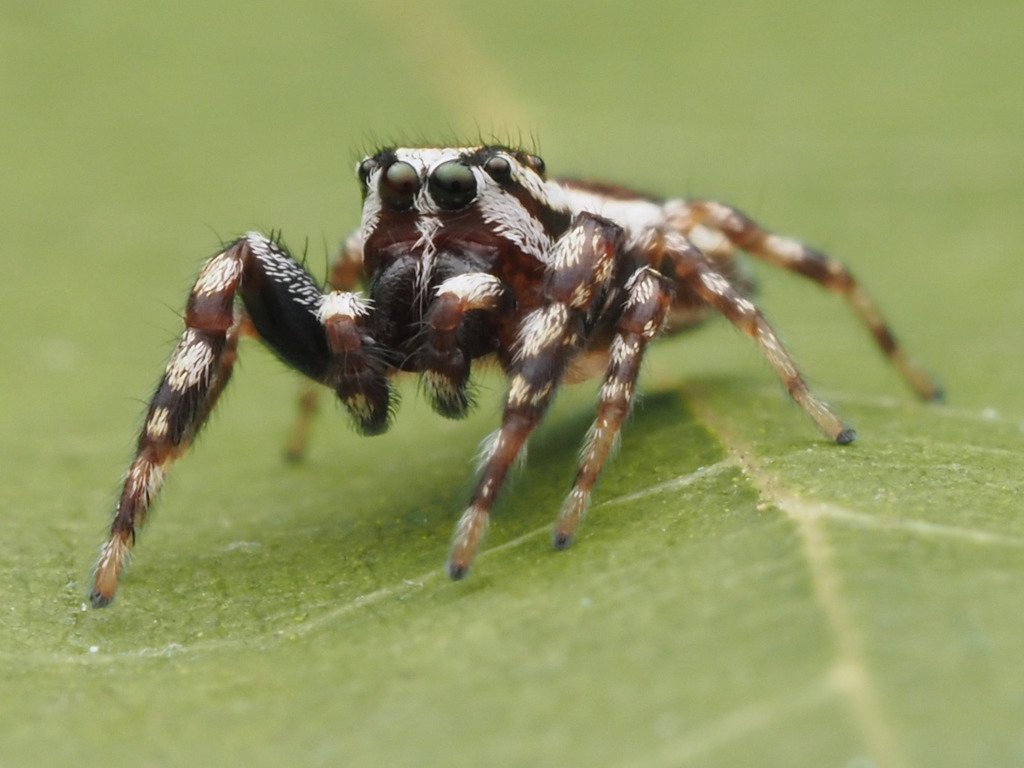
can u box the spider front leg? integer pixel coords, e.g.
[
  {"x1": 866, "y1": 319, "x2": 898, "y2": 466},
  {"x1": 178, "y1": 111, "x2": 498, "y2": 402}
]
[
  {"x1": 672, "y1": 199, "x2": 942, "y2": 401},
  {"x1": 447, "y1": 213, "x2": 622, "y2": 579},
  {"x1": 553, "y1": 266, "x2": 674, "y2": 548},
  {"x1": 421, "y1": 272, "x2": 509, "y2": 417},
  {"x1": 665, "y1": 232, "x2": 856, "y2": 444},
  {"x1": 92, "y1": 233, "x2": 391, "y2": 607}
]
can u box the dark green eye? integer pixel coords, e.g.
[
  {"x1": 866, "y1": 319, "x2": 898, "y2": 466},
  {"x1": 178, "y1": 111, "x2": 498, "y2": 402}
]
[
  {"x1": 380, "y1": 161, "x2": 420, "y2": 209},
  {"x1": 429, "y1": 161, "x2": 477, "y2": 210},
  {"x1": 357, "y1": 157, "x2": 378, "y2": 189},
  {"x1": 524, "y1": 153, "x2": 545, "y2": 177},
  {"x1": 483, "y1": 154, "x2": 511, "y2": 182}
]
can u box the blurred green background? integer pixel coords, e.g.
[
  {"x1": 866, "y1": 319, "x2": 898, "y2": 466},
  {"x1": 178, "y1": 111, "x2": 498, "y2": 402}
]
[{"x1": 2, "y1": 2, "x2": 1022, "y2": 766}]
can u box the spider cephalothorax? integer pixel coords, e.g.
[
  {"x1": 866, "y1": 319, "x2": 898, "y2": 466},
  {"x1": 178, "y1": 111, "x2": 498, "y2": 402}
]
[{"x1": 91, "y1": 144, "x2": 940, "y2": 606}]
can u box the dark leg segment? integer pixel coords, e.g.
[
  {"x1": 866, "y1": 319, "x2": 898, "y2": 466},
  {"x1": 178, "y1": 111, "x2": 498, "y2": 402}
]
[
  {"x1": 677, "y1": 200, "x2": 941, "y2": 401},
  {"x1": 553, "y1": 266, "x2": 673, "y2": 548},
  {"x1": 421, "y1": 272, "x2": 507, "y2": 417},
  {"x1": 318, "y1": 290, "x2": 393, "y2": 434},
  {"x1": 665, "y1": 232, "x2": 856, "y2": 444},
  {"x1": 447, "y1": 213, "x2": 623, "y2": 579}
]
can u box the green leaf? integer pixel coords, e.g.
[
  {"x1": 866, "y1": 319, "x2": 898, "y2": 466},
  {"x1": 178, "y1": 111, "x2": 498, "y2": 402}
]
[{"x1": 2, "y1": 2, "x2": 1022, "y2": 767}]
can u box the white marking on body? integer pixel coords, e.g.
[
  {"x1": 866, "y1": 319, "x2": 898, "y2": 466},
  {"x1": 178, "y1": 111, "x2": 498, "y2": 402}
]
[
  {"x1": 764, "y1": 234, "x2": 807, "y2": 261},
  {"x1": 394, "y1": 146, "x2": 472, "y2": 171},
  {"x1": 624, "y1": 268, "x2": 657, "y2": 308},
  {"x1": 600, "y1": 378, "x2": 624, "y2": 404},
  {"x1": 341, "y1": 232, "x2": 364, "y2": 268},
  {"x1": 318, "y1": 291, "x2": 371, "y2": 322},
  {"x1": 454, "y1": 503, "x2": 488, "y2": 547},
  {"x1": 245, "y1": 231, "x2": 273, "y2": 257},
  {"x1": 507, "y1": 374, "x2": 531, "y2": 407},
  {"x1": 530, "y1": 381, "x2": 553, "y2": 405},
  {"x1": 568, "y1": 284, "x2": 591, "y2": 309},
  {"x1": 556, "y1": 185, "x2": 665, "y2": 248},
  {"x1": 687, "y1": 224, "x2": 734, "y2": 258},
  {"x1": 553, "y1": 225, "x2": 586, "y2": 269},
  {"x1": 608, "y1": 335, "x2": 636, "y2": 367},
  {"x1": 435, "y1": 273, "x2": 504, "y2": 309},
  {"x1": 510, "y1": 159, "x2": 551, "y2": 203},
  {"x1": 146, "y1": 407, "x2": 170, "y2": 439},
  {"x1": 194, "y1": 251, "x2": 242, "y2": 296},
  {"x1": 703, "y1": 201, "x2": 746, "y2": 231},
  {"x1": 593, "y1": 250, "x2": 613, "y2": 286},
  {"x1": 662, "y1": 199, "x2": 697, "y2": 230},
  {"x1": 96, "y1": 535, "x2": 130, "y2": 574},
  {"x1": 413, "y1": 216, "x2": 443, "y2": 299},
  {"x1": 244, "y1": 232, "x2": 324, "y2": 313},
  {"x1": 127, "y1": 458, "x2": 166, "y2": 507},
  {"x1": 476, "y1": 183, "x2": 554, "y2": 261},
  {"x1": 735, "y1": 296, "x2": 758, "y2": 316},
  {"x1": 475, "y1": 429, "x2": 503, "y2": 473},
  {"x1": 166, "y1": 331, "x2": 214, "y2": 392},
  {"x1": 344, "y1": 393, "x2": 373, "y2": 422},
  {"x1": 516, "y1": 304, "x2": 570, "y2": 359},
  {"x1": 425, "y1": 369, "x2": 458, "y2": 400},
  {"x1": 359, "y1": 176, "x2": 383, "y2": 242},
  {"x1": 701, "y1": 270, "x2": 734, "y2": 298}
]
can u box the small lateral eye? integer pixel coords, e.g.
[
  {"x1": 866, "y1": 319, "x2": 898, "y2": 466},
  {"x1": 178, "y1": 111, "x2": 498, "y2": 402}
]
[
  {"x1": 429, "y1": 161, "x2": 477, "y2": 210},
  {"x1": 483, "y1": 154, "x2": 511, "y2": 181},
  {"x1": 524, "y1": 154, "x2": 545, "y2": 177},
  {"x1": 357, "y1": 157, "x2": 378, "y2": 188},
  {"x1": 380, "y1": 161, "x2": 420, "y2": 209}
]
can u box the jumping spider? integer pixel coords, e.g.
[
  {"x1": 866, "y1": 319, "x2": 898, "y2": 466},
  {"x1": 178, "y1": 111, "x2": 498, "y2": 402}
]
[{"x1": 91, "y1": 144, "x2": 940, "y2": 607}]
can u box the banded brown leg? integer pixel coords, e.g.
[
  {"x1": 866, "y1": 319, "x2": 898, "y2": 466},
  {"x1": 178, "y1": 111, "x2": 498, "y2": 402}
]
[
  {"x1": 665, "y1": 232, "x2": 856, "y2": 445},
  {"x1": 674, "y1": 199, "x2": 941, "y2": 401},
  {"x1": 552, "y1": 266, "x2": 673, "y2": 548},
  {"x1": 447, "y1": 213, "x2": 623, "y2": 579}
]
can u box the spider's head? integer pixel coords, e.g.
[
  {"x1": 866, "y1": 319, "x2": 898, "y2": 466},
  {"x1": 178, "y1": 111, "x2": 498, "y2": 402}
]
[
  {"x1": 355, "y1": 145, "x2": 548, "y2": 216},
  {"x1": 354, "y1": 146, "x2": 570, "y2": 274},
  {"x1": 353, "y1": 146, "x2": 571, "y2": 354}
]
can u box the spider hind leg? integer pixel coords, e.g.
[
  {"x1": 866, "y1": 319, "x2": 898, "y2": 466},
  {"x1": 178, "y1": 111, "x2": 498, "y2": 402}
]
[
  {"x1": 665, "y1": 232, "x2": 855, "y2": 444},
  {"x1": 553, "y1": 266, "x2": 674, "y2": 548},
  {"x1": 673, "y1": 200, "x2": 942, "y2": 401}
]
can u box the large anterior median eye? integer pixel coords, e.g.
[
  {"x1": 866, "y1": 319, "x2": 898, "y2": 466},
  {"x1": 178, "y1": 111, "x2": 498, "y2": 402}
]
[
  {"x1": 380, "y1": 161, "x2": 420, "y2": 210},
  {"x1": 429, "y1": 161, "x2": 477, "y2": 210}
]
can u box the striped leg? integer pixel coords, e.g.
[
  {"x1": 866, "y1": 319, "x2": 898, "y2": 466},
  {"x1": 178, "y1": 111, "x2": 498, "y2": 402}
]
[
  {"x1": 673, "y1": 200, "x2": 941, "y2": 401},
  {"x1": 91, "y1": 232, "x2": 363, "y2": 607},
  {"x1": 421, "y1": 272, "x2": 508, "y2": 418},
  {"x1": 447, "y1": 213, "x2": 622, "y2": 579},
  {"x1": 553, "y1": 266, "x2": 673, "y2": 548},
  {"x1": 666, "y1": 232, "x2": 856, "y2": 444}
]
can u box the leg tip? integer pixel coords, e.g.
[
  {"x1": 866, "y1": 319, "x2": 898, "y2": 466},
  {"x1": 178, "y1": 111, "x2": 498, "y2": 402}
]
[
  {"x1": 447, "y1": 561, "x2": 470, "y2": 581},
  {"x1": 551, "y1": 530, "x2": 574, "y2": 550},
  {"x1": 89, "y1": 589, "x2": 114, "y2": 609},
  {"x1": 835, "y1": 428, "x2": 857, "y2": 445}
]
